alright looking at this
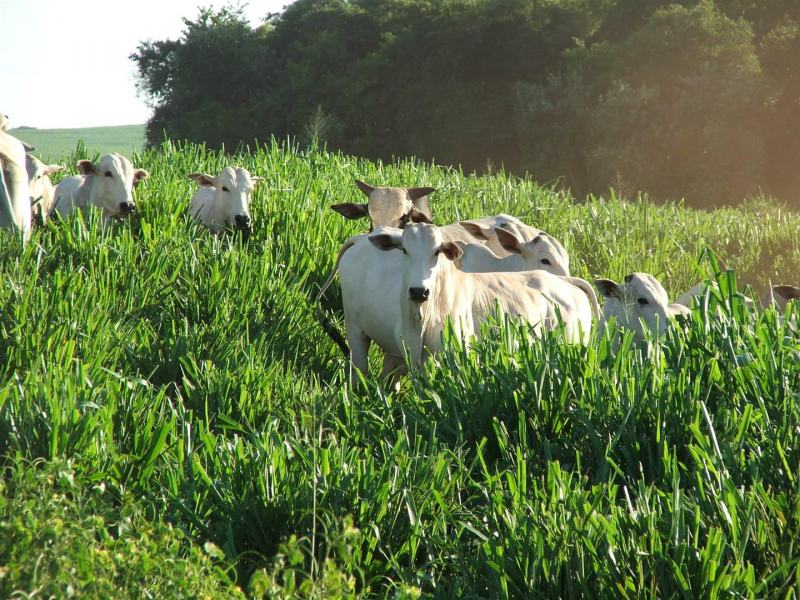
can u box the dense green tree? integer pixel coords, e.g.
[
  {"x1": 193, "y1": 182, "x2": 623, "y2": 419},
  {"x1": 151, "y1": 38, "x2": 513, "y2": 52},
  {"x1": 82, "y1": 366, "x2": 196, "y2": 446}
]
[{"x1": 132, "y1": 0, "x2": 800, "y2": 207}]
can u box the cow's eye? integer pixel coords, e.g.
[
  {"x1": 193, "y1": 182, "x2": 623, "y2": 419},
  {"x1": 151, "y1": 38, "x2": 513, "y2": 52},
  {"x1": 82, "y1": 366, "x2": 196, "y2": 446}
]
[
  {"x1": 541, "y1": 258, "x2": 551, "y2": 265},
  {"x1": 104, "y1": 171, "x2": 112, "y2": 177},
  {"x1": 221, "y1": 186, "x2": 229, "y2": 192},
  {"x1": 637, "y1": 298, "x2": 649, "y2": 305}
]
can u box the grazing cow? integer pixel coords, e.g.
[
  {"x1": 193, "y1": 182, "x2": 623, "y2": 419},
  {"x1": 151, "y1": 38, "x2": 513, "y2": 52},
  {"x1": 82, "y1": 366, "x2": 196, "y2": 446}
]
[
  {"x1": 460, "y1": 228, "x2": 570, "y2": 276},
  {"x1": 52, "y1": 154, "x2": 148, "y2": 221},
  {"x1": 459, "y1": 214, "x2": 540, "y2": 257},
  {"x1": 595, "y1": 273, "x2": 689, "y2": 340},
  {"x1": 26, "y1": 155, "x2": 64, "y2": 224},
  {"x1": 188, "y1": 167, "x2": 259, "y2": 233},
  {"x1": 369, "y1": 223, "x2": 598, "y2": 367},
  {"x1": 0, "y1": 130, "x2": 32, "y2": 241}
]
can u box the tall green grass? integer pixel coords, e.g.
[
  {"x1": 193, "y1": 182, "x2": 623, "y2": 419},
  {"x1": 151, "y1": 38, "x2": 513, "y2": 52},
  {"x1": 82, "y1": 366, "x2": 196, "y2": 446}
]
[{"x1": 0, "y1": 139, "x2": 799, "y2": 597}]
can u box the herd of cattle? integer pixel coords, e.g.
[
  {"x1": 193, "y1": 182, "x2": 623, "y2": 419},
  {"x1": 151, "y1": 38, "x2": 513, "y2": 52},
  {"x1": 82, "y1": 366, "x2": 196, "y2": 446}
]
[{"x1": 2, "y1": 120, "x2": 799, "y2": 387}]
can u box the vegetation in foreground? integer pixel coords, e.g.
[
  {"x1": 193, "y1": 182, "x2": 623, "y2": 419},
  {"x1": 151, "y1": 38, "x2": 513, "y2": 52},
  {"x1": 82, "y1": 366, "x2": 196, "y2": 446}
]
[
  {"x1": 0, "y1": 140, "x2": 799, "y2": 597},
  {"x1": 8, "y1": 124, "x2": 146, "y2": 161}
]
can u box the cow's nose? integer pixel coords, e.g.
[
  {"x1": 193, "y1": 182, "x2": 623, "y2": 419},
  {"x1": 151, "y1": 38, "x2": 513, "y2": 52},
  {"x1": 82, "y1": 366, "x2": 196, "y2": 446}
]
[
  {"x1": 409, "y1": 287, "x2": 430, "y2": 303},
  {"x1": 234, "y1": 214, "x2": 251, "y2": 230},
  {"x1": 119, "y1": 202, "x2": 136, "y2": 215}
]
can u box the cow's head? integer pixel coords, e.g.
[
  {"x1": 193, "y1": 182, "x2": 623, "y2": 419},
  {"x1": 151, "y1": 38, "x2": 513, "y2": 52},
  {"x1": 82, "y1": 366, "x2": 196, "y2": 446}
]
[
  {"x1": 596, "y1": 272, "x2": 671, "y2": 338},
  {"x1": 189, "y1": 166, "x2": 259, "y2": 232},
  {"x1": 79, "y1": 153, "x2": 148, "y2": 218},
  {"x1": 369, "y1": 223, "x2": 461, "y2": 304},
  {"x1": 331, "y1": 179, "x2": 434, "y2": 230},
  {"x1": 495, "y1": 228, "x2": 570, "y2": 276}
]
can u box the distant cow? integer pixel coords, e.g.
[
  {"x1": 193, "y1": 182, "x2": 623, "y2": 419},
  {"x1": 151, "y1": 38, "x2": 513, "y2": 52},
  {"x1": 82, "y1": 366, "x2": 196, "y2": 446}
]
[
  {"x1": 0, "y1": 130, "x2": 33, "y2": 241},
  {"x1": 676, "y1": 280, "x2": 800, "y2": 313},
  {"x1": 460, "y1": 228, "x2": 570, "y2": 276},
  {"x1": 596, "y1": 272, "x2": 689, "y2": 340},
  {"x1": 369, "y1": 223, "x2": 598, "y2": 368},
  {"x1": 188, "y1": 167, "x2": 259, "y2": 233},
  {"x1": 331, "y1": 179, "x2": 434, "y2": 229},
  {"x1": 52, "y1": 154, "x2": 148, "y2": 221},
  {"x1": 26, "y1": 155, "x2": 64, "y2": 224}
]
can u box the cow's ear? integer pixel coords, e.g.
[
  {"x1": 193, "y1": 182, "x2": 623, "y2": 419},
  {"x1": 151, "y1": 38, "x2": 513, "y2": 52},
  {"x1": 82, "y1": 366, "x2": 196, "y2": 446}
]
[
  {"x1": 45, "y1": 164, "x2": 66, "y2": 176},
  {"x1": 369, "y1": 232, "x2": 402, "y2": 252},
  {"x1": 331, "y1": 203, "x2": 369, "y2": 220},
  {"x1": 188, "y1": 173, "x2": 216, "y2": 187},
  {"x1": 355, "y1": 179, "x2": 375, "y2": 197},
  {"x1": 439, "y1": 241, "x2": 463, "y2": 262},
  {"x1": 773, "y1": 285, "x2": 800, "y2": 302},
  {"x1": 133, "y1": 169, "x2": 149, "y2": 186},
  {"x1": 21, "y1": 141, "x2": 36, "y2": 153},
  {"x1": 459, "y1": 221, "x2": 490, "y2": 240},
  {"x1": 408, "y1": 208, "x2": 431, "y2": 224},
  {"x1": 77, "y1": 160, "x2": 95, "y2": 175},
  {"x1": 496, "y1": 227, "x2": 522, "y2": 254},
  {"x1": 407, "y1": 186, "x2": 434, "y2": 202},
  {"x1": 595, "y1": 279, "x2": 624, "y2": 300}
]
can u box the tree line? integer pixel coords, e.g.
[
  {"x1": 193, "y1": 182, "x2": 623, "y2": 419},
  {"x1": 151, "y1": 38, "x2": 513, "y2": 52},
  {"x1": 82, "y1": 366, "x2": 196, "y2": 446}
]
[{"x1": 132, "y1": 0, "x2": 800, "y2": 207}]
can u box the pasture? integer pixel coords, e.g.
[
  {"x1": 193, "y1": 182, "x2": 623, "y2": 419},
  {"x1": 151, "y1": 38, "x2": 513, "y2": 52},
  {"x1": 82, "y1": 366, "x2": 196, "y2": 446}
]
[
  {"x1": 1, "y1": 139, "x2": 799, "y2": 597},
  {"x1": 7, "y1": 124, "x2": 146, "y2": 161}
]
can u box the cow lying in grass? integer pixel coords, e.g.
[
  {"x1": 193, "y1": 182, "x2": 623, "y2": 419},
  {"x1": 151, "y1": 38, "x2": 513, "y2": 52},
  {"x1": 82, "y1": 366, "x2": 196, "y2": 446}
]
[
  {"x1": 53, "y1": 154, "x2": 148, "y2": 222},
  {"x1": 595, "y1": 273, "x2": 690, "y2": 340},
  {"x1": 188, "y1": 167, "x2": 260, "y2": 234},
  {"x1": 369, "y1": 223, "x2": 598, "y2": 369}
]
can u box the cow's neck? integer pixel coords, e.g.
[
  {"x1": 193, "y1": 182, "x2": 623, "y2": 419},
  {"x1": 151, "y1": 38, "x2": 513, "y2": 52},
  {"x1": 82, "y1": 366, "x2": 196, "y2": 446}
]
[{"x1": 419, "y1": 258, "x2": 472, "y2": 350}]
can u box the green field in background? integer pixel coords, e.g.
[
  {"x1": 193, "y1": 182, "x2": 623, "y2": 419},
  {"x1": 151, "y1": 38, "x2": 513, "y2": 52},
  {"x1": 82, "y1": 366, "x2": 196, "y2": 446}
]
[{"x1": 8, "y1": 124, "x2": 146, "y2": 160}]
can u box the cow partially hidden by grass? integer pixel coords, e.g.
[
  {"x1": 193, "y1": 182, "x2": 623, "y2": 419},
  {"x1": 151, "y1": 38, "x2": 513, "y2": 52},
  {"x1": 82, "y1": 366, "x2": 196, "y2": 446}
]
[
  {"x1": 26, "y1": 155, "x2": 64, "y2": 225},
  {"x1": 369, "y1": 223, "x2": 598, "y2": 371},
  {"x1": 53, "y1": 154, "x2": 148, "y2": 222},
  {"x1": 188, "y1": 167, "x2": 259, "y2": 234}
]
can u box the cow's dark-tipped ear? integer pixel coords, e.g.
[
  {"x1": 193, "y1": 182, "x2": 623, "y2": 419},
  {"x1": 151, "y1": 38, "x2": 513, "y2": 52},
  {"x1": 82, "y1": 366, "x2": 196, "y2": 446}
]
[
  {"x1": 331, "y1": 203, "x2": 369, "y2": 220},
  {"x1": 408, "y1": 208, "x2": 431, "y2": 224},
  {"x1": 369, "y1": 232, "x2": 403, "y2": 252},
  {"x1": 495, "y1": 227, "x2": 522, "y2": 254},
  {"x1": 407, "y1": 186, "x2": 434, "y2": 202},
  {"x1": 595, "y1": 279, "x2": 623, "y2": 300},
  {"x1": 188, "y1": 173, "x2": 216, "y2": 187},
  {"x1": 355, "y1": 179, "x2": 375, "y2": 197},
  {"x1": 439, "y1": 241, "x2": 463, "y2": 262},
  {"x1": 77, "y1": 160, "x2": 95, "y2": 175},
  {"x1": 133, "y1": 169, "x2": 149, "y2": 186},
  {"x1": 459, "y1": 221, "x2": 489, "y2": 240}
]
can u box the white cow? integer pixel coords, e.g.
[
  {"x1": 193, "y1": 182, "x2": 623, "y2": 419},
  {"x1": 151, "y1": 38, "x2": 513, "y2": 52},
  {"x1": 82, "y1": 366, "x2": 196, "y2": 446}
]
[
  {"x1": 458, "y1": 214, "x2": 540, "y2": 257},
  {"x1": 26, "y1": 155, "x2": 64, "y2": 224},
  {"x1": 331, "y1": 179, "x2": 435, "y2": 229},
  {"x1": 460, "y1": 227, "x2": 570, "y2": 276},
  {"x1": 369, "y1": 223, "x2": 598, "y2": 368},
  {"x1": 188, "y1": 167, "x2": 259, "y2": 233},
  {"x1": 596, "y1": 273, "x2": 690, "y2": 340},
  {"x1": 52, "y1": 154, "x2": 148, "y2": 221},
  {"x1": 0, "y1": 130, "x2": 32, "y2": 241}
]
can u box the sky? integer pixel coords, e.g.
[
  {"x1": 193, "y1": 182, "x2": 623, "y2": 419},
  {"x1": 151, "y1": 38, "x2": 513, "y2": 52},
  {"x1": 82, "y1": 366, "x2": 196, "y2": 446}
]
[{"x1": 0, "y1": 0, "x2": 293, "y2": 129}]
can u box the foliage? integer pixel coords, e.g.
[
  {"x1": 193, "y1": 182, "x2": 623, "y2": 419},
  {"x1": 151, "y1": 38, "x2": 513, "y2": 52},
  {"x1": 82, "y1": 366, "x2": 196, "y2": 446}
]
[
  {"x1": 0, "y1": 460, "x2": 243, "y2": 598},
  {"x1": 1, "y1": 140, "x2": 800, "y2": 596},
  {"x1": 131, "y1": 0, "x2": 800, "y2": 207}
]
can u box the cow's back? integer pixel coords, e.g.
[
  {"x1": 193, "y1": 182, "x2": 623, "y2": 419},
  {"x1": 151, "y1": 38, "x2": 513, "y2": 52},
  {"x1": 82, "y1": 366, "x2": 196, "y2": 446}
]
[
  {"x1": 53, "y1": 175, "x2": 91, "y2": 217},
  {"x1": 189, "y1": 187, "x2": 215, "y2": 228}
]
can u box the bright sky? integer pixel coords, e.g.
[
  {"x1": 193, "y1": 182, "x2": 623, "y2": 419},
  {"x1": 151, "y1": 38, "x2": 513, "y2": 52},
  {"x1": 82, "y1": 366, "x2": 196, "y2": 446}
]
[{"x1": 0, "y1": 0, "x2": 293, "y2": 129}]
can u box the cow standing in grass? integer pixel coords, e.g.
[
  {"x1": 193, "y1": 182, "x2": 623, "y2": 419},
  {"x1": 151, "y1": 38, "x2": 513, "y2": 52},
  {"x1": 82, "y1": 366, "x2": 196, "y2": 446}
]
[
  {"x1": 0, "y1": 130, "x2": 33, "y2": 241},
  {"x1": 369, "y1": 223, "x2": 598, "y2": 368}
]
